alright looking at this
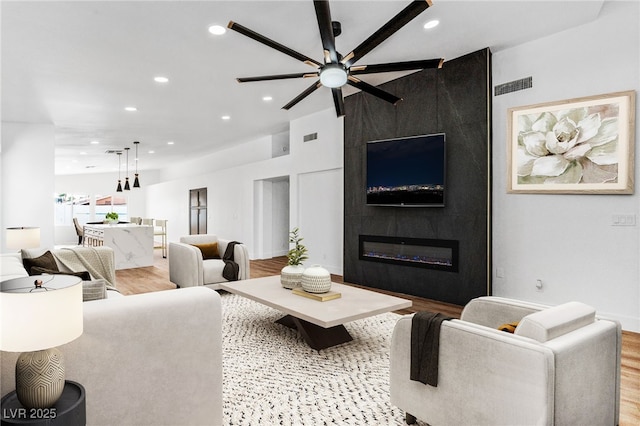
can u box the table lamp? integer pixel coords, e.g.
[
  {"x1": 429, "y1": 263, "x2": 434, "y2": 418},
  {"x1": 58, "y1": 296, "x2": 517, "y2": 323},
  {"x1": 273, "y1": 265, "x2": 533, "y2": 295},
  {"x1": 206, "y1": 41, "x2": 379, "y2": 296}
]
[
  {"x1": 0, "y1": 275, "x2": 83, "y2": 409},
  {"x1": 6, "y1": 227, "x2": 41, "y2": 250}
]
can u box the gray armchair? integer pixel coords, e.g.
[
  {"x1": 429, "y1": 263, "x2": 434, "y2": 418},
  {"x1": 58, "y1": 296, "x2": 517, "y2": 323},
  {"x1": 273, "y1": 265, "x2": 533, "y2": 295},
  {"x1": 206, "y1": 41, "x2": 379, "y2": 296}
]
[
  {"x1": 169, "y1": 234, "x2": 250, "y2": 289},
  {"x1": 390, "y1": 296, "x2": 621, "y2": 426}
]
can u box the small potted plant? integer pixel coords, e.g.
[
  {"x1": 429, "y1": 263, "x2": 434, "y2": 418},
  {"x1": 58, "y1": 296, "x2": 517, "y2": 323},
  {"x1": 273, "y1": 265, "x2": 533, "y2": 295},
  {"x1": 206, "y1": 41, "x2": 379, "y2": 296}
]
[
  {"x1": 105, "y1": 212, "x2": 119, "y2": 224},
  {"x1": 281, "y1": 227, "x2": 308, "y2": 289}
]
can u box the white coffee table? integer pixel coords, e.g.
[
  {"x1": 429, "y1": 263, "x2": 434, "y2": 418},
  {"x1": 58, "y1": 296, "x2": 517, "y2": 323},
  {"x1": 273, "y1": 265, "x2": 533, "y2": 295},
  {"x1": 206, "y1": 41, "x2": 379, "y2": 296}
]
[{"x1": 220, "y1": 275, "x2": 412, "y2": 350}]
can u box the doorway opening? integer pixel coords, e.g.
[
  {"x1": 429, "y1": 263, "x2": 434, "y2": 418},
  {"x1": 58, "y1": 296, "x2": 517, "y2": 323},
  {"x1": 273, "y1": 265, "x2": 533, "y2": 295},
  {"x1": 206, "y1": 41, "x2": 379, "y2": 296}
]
[{"x1": 253, "y1": 176, "x2": 290, "y2": 259}]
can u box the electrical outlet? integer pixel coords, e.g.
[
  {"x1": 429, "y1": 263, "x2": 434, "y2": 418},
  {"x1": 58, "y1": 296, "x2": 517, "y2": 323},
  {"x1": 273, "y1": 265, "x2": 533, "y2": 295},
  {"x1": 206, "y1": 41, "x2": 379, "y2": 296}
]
[
  {"x1": 496, "y1": 267, "x2": 505, "y2": 278},
  {"x1": 536, "y1": 279, "x2": 543, "y2": 291}
]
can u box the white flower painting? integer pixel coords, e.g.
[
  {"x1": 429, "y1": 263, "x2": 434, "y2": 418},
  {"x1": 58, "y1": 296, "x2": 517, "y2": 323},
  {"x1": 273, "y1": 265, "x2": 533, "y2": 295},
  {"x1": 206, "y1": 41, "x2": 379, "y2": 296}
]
[{"x1": 508, "y1": 91, "x2": 635, "y2": 194}]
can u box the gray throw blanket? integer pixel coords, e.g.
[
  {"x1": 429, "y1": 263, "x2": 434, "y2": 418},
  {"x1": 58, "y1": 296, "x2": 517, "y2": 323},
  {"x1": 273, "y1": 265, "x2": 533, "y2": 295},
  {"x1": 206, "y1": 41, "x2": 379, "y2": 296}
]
[
  {"x1": 53, "y1": 247, "x2": 117, "y2": 289},
  {"x1": 410, "y1": 311, "x2": 452, "y2": 387},
  {"x1": 222, "y1": 241, "x2": 242, "y2": 281}
]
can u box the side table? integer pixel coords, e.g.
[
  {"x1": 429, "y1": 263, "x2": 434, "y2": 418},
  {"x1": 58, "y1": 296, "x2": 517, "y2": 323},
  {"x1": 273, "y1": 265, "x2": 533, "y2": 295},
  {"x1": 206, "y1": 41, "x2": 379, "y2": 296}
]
[{"x1": 1, "y1": 381, "x2": 85, "y2": 426}]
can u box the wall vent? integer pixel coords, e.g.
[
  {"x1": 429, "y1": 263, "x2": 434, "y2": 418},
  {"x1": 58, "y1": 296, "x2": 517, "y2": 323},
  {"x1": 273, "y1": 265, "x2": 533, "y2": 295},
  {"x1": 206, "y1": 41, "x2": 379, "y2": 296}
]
[
  {"x1": 303, "y1": 132, "x2": 318, "y2": 142},
  {"x1": 494, "y1": 76, "x2": 532, "y2": 96}
]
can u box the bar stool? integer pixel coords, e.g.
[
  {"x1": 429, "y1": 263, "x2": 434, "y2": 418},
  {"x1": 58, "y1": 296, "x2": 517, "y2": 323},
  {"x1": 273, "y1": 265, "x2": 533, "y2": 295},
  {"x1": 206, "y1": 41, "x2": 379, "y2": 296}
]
[
  {"x1": 154, "y1": 219, "x2": 168, "y2": 258},
  {"x1": 141, "y1": 218, "x2": 154, "y2": 226},
  {"x1": 73, "y1": 217, "x2": 84, "y2": 245},
  {"x1": 130, "y1": 216, "x2": 142, "y2": 225}
]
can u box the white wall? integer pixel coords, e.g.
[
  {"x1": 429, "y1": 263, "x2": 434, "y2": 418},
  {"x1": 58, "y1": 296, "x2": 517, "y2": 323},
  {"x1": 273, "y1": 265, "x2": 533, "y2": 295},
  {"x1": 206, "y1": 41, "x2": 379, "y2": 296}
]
[
  {"x1": 492, "y1": 1, "x2": 640, "y2": 331},
  {"x1": 289, "y1": 108, "x2": 344, "y2": 272},
  {"x1": 158, "y1": 135, "x2": 273, "y2": 182},
  {"x1": 1, "y1": 123, "x2": 56, "y2": 251},
  {"x1": 147, "y1": 108, "x2": 344, "y2": 274}
]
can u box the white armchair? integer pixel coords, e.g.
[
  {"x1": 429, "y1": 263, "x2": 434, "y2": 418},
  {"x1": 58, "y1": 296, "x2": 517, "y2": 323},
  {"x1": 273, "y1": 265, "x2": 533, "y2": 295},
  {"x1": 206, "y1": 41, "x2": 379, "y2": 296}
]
[
  {"x1": 390, "y1": 296, "x2": 621, "y2": 426},
  {"x1": 169, "y1": 234, "x2": 250, "y2": 289}
]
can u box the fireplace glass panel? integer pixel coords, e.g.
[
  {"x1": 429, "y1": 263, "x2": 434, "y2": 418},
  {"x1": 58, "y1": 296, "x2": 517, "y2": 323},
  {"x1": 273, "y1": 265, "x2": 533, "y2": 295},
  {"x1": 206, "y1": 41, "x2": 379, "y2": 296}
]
[{"x1": 359, "y1": 235, "x2": 458, "y2": 272}]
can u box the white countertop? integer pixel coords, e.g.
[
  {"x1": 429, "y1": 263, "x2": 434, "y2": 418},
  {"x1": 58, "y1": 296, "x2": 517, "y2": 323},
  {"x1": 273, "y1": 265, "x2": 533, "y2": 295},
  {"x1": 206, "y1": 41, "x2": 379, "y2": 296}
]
[{"x1": 84, "y1": 223, "x2": 152, "y2": 228}]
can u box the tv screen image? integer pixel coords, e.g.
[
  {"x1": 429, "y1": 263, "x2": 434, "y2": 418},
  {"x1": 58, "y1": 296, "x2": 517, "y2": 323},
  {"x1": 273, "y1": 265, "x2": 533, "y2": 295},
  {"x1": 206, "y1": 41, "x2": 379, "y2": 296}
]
[{"x1": 366, "y1": 133, "x2": 446, "y2": 207}]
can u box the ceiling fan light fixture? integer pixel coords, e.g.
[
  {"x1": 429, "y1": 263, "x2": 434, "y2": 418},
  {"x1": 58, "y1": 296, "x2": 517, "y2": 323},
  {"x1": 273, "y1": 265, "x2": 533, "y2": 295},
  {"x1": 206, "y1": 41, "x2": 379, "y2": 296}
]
[
  {"x1": 320, "y1": 65, "x2": 347, "y2": 88},
  {"x1": 230, "y1": 0, "x2": 439, "y2": 116}
]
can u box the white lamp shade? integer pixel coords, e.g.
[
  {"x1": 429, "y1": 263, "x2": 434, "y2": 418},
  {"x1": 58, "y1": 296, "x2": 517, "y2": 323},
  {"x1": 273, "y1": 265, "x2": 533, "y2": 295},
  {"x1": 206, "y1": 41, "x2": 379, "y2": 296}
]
[
  {"x1": 320, "y1": 66, "x2": 348, "y2": 88},
  {"x1": 0, "y1": 278, "x2": 83, "y2": 352},
  {"x1": 6, "y1": 227, "x2": 40, "y2": 250}
]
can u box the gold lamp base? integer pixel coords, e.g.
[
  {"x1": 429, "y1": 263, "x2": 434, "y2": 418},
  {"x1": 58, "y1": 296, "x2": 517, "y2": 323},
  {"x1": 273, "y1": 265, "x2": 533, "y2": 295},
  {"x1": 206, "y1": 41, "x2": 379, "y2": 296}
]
[{"x1": 15, "y1": 348, "x2": 66, "y2": 409}]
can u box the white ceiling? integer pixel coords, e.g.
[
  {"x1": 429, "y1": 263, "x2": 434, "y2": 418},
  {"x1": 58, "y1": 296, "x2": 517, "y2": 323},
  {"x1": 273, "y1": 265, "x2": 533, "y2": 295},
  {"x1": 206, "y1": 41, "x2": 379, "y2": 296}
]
[{"x1": 1, "y1": 0, "x2": 604, "y2": 175}]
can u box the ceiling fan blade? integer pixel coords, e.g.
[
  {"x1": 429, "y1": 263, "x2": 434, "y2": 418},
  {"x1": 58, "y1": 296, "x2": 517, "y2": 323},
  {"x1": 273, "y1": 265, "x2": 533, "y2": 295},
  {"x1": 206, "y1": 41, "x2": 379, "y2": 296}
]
[
  {"x1": 282, "y1": 81, "x2": 322, "y2": 110},
  {"x1": 228, "y1": 21, "x2": 322, "y2": 68},
  {"x1": 331, "y1": 87, "x2": 345, "y2": 117},
  {"x1": 347, "y1": 76, "x2": 402, "y2": 105},
  {"x1": 314, "y1": 0, "x2": 338, "y2": 64},
  {"x1": 237, "y1": 72, "x2": 318, "y2": 83},
  {"x1": 342, "y1": 0, "x2": 432, "y2": 67},
  {"x1": 349, "y1": 58, "x2": 444, "y2": 75}
]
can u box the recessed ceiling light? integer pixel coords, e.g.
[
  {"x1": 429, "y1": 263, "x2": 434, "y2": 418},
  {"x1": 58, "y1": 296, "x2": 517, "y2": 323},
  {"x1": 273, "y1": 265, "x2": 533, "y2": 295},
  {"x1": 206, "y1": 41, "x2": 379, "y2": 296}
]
[
  {"x1": 221, "y1": 115, "x2": 231, "y2": 120},
  {"x1": 209, "y1": 25, "x2": 226, "y2": 35},
  {"x1": 167, "y1": 141, "x2": 174, "y2": 145},
  {"x1": 125, "y1": 106, "x2": 137, "y2": 112},
  {"x1": 154, "y1": 76, "x2": 169, "y2": 83},
  {"x1": 90, "y1": 140, "x2": 99, "y2": 145},
  {"x1": 262, "y1": 96, "x2": 273, "y2": 102},
  {"x1": 80, "y1": 152, "x2": 87, "y2": 155},
  {"x1": 424, "y1": 20, "x2": 439, "y2": 29},
  {"x1": 148, "y1": 150, "x2": 155, "y2": 154}
]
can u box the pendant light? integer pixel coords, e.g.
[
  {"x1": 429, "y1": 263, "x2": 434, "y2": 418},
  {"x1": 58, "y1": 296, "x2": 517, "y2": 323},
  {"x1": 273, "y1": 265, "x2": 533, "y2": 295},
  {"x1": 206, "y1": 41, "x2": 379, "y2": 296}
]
[
  {"x1": 116, "y1": 152, "x2": 123, "y2": 192},
  {"x1": 133, "y1": 141, "x2": 141, "y2": 188},
  {"x1": 124, "y1": 147, "x2": 131, "y2": 190}
]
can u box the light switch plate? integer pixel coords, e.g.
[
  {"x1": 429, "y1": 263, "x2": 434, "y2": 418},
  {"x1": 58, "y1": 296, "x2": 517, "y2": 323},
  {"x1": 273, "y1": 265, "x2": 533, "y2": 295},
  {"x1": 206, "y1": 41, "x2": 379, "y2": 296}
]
[{"x1": 612, "y1": 214, "x2": 636, "y2": 226}]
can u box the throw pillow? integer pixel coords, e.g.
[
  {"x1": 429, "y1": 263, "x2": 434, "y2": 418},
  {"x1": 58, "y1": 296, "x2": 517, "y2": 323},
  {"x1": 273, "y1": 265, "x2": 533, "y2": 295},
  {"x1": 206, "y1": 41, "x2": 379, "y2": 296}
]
[
  {"x1": 192, "y1": 242, "x2": 220, "y2": 260},
  {"x1": 30, "y1": 266, "x2": 91, "y2": 282},
  {"x1": 82, "y1": 279, "x2": 108, "y2": 302},
  {"x1": 498, "y1": 321, "x2": 520, "y2": 333},
  {"x1": 21, "y1": 248, "x2": 48, "y2": 259},
  {"x1": 22, "y1": 251, "x2": 59, "y2": 276}
]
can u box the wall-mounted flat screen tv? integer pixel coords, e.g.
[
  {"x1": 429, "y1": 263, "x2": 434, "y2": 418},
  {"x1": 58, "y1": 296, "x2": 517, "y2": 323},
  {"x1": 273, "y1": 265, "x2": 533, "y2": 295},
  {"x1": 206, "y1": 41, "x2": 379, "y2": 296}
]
[{"x1": 366, "y1": 133, "x2": 445, "y2": 207}]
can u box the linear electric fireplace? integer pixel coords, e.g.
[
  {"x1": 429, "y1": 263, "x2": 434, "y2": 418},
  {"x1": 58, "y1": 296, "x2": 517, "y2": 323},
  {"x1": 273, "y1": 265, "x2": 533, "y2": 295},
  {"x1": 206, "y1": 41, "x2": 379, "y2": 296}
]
[{"x1": 359, "y1": 235, "x2": 459, "y2": 272}]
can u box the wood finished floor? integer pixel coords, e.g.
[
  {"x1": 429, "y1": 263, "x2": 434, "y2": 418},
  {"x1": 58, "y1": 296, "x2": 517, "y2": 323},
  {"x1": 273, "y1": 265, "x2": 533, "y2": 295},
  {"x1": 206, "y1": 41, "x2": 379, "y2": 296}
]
[{"x1": 117, "y1": 250, "x2": 640, "y2": 425}]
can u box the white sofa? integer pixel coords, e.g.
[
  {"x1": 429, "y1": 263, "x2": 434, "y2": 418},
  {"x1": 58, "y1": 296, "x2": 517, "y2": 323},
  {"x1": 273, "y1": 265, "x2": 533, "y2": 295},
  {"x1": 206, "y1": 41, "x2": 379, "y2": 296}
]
[
  {"x1": 1, "y1": 248, "x2": 222, "y2": 426},
  {"x1": 169, "y1": 234, "x2": 250, "y2": 289},
  {"x1": 390, "y1": 296, "x2": 622, "y2": 426},
  {"x1": 2, "y1": 247, "x2": 121, "y2": 299}
]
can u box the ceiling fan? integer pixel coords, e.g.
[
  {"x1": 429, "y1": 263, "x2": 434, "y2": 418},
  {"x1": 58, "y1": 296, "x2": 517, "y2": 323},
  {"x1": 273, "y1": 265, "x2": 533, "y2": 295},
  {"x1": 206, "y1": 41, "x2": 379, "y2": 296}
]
[{"x1": 228, "y1": 0, "x2": 443, "y2": 117}]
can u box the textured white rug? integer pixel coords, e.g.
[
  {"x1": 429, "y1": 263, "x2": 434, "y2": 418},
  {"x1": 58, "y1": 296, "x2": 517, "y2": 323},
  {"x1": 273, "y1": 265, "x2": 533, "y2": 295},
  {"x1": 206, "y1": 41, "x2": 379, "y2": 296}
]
[{"x1": 220, "y1": 291, "x2": 409, "y2": 425}]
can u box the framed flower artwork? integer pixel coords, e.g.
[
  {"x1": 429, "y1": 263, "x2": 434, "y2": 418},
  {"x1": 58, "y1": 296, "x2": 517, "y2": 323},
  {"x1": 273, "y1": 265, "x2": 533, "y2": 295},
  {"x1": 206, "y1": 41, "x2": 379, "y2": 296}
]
[{"x1": 507, "y1": 90, "x2": 635, "y2": 194}]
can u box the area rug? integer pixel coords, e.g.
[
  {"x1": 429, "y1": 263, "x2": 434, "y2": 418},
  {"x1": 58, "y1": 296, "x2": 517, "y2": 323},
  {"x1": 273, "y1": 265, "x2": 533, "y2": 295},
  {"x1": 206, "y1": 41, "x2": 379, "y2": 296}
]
[{"x1": 220, "y1": 291, "x2": 409, "y2": 425}]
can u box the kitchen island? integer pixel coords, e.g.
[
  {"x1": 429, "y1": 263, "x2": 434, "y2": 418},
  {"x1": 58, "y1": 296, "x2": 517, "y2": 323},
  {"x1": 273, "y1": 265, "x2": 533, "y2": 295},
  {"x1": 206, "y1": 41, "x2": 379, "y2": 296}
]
[{"x1": 83, "y1": 223, "x2": 154, "y2": 269}]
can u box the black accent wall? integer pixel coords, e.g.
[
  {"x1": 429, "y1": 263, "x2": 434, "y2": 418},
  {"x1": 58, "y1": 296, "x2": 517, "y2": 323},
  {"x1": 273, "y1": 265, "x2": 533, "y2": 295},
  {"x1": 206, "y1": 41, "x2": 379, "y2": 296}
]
[{"x1": 343, "y1": 48, "x2": 492, "y2": 306}]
